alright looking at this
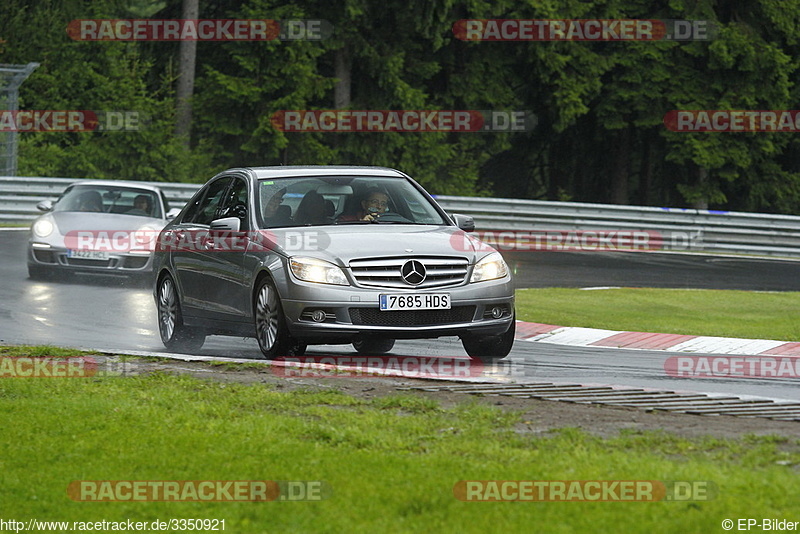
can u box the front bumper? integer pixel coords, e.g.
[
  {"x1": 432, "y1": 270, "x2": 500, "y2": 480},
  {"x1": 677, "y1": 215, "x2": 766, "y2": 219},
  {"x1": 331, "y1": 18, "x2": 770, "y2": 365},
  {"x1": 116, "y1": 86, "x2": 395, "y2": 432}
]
[
  {"x1": 279, "y1": 277, "x2": 515, "y2": 343},
  {"x1": 28, "y1": 244, "x2": 155, "y2": 273}
]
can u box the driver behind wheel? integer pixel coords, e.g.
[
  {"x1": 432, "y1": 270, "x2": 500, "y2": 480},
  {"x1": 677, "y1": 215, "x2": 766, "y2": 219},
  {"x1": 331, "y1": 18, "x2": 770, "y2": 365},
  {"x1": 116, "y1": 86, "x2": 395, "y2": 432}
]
[
  {"x1": 77, "y1": 190, "x2": 104, "y2": 212},
  {"x1": 337, "y1": 188, "x2": 390, "y2": 222}
]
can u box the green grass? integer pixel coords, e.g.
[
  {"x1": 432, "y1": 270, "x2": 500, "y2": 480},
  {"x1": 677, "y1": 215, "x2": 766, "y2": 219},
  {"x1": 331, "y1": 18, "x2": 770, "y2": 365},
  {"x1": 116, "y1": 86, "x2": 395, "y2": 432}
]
[
  {"x1": 0, "y1": 344, "x2": 100, "y2": 357},
  {"x1": 207, "y1": 360, "x2": 272, "y2": 371},
  {"x1": 516, "y1": 288, "x2": 800, "y2": 341},
  {"x1": 1, "y1": 369, "x2": 799, "y2": 532}
]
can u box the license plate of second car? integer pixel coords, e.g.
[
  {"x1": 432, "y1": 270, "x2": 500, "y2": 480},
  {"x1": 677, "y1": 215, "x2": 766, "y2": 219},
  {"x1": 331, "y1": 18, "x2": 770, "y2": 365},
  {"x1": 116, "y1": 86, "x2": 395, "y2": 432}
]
[
  {"x1": 67, "y1": 249, "x2": 109, "y2": 260},
  {"x1": 379, "y1": 293, "x2": 450, "y2": 311}
]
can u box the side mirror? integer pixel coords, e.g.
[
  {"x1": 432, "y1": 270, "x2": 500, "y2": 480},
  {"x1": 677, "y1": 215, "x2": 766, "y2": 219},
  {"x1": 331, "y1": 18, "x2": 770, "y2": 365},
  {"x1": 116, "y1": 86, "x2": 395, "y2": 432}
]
[
  {"x1": 36, "y1": 200, "x2": 54, "y2": 212},
  {"x1": 210, "y1": 217, "x2": 241, "y2": 233},
  {"x1": 451, "y1": 213, "x2": 475, "y2": 232},
  {"x1": 166, "y1": 208, "x2": 181, "y2": 219}
]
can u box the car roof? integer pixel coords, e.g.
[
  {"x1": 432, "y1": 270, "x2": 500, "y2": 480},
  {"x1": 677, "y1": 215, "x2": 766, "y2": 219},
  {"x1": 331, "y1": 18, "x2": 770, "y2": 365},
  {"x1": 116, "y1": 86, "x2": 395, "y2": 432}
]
[
  {"x1": 68, "y1": 180, "x2": 164, "y2": 192},
  {"x1": 245, "y1": 166, "x2": 407, "y2": 180}
]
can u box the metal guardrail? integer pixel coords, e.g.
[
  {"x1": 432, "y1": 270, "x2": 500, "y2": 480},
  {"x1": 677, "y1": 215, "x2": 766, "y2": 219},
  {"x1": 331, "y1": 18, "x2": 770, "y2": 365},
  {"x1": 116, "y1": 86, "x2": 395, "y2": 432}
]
[
  {"x1": 0, "y1": 177, "x2": 201, "y2": 223},
  {"x1": 3, "y1": 176, "x2": 800, "y2": 258},
  {"x1": 436, "y1": 196, "x2": 800, "y2": 257}
]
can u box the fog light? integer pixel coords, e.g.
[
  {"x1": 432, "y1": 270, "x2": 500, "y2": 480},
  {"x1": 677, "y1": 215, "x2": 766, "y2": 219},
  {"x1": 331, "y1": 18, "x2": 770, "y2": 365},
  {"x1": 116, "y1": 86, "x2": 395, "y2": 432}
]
[
  {"x1": 491, "y1": 306, "x2": 504, "y2": 319},
  {"x1": 311, "y1": 310, "x2": 327, "y2": 323}
]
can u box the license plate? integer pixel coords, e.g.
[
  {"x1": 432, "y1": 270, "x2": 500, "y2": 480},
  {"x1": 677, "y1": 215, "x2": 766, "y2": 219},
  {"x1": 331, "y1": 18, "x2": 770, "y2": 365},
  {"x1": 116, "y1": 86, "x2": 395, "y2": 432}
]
[
  {"x1": 379, "y1": 293, "x2": 450, "y2": 311},
  {"x1": 67, "y1": 249, "x2": 109, "y2": 260}
]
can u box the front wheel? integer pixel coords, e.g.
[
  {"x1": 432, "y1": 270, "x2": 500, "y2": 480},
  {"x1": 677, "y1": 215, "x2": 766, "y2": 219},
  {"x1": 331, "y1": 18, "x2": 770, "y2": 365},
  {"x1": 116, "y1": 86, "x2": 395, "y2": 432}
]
[
  {"x1": 157, "y1": 274, "x2": 206, "y2": 353},
  {"x1": 254, "y1": 277, "x2": 305, "y2": 359},
  {"x1": 461, "y1": 317, "x2": 515, "y2": 362}
]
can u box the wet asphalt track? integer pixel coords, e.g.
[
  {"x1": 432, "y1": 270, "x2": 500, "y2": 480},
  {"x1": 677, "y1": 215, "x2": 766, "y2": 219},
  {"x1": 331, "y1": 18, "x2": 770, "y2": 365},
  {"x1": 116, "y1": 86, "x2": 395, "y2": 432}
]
[{"x1": 2, "y1": 229, "x2": 799, "y2": 401}]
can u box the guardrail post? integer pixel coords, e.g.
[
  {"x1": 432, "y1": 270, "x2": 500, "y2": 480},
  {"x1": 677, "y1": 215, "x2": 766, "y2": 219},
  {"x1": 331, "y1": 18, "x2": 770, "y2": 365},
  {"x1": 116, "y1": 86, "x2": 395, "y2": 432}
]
[{"x1": 0, "y1": 63, "x2": 40, "y2": 176}]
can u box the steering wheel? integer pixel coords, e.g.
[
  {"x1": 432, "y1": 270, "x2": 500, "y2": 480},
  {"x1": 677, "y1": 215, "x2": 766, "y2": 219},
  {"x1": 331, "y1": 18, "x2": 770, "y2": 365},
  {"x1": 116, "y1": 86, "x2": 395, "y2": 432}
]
[{"x1": 373, "y1": 211, "x2": 412, "y2": 223}]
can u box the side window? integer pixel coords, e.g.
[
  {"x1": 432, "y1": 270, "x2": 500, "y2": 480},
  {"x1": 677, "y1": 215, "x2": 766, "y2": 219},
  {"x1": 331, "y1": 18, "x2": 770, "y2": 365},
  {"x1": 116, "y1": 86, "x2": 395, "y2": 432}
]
[
  {"x1": 218, "y1": 177, "x2": 249, "y2": 231},
  {"x1": 180, "y1": 192, "x2": 201, "y2": 222},
  {"x1": 185, "y1": 178, "x2": 231, "y2": 225}
]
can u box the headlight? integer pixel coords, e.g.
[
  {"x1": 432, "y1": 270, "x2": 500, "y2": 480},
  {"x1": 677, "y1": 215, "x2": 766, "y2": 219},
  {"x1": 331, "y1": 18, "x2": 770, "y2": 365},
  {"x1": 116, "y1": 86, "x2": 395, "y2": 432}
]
[
  {"x1": 32, "y1": 219, "x2": 54, "y2": 238},
  {"x1": 470, "y1": 252, "x2": 509, "y2": 283},
  {"x1": 290, "y1": 257, "x2": 349, "y2": 286}
]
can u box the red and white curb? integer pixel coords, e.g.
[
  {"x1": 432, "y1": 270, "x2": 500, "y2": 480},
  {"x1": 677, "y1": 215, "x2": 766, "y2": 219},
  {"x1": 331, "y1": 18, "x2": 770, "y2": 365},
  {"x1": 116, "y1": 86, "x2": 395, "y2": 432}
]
[{"x1": 516, "y1": 321, "x2": 800, "y2": 356}]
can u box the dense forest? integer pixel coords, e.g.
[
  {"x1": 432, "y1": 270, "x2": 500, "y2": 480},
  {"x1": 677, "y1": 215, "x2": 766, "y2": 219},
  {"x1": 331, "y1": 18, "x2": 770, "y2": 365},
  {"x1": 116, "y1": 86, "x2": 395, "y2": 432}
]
[{"x1": 3, "y1": 0, "x2": 800, "y2": 213}]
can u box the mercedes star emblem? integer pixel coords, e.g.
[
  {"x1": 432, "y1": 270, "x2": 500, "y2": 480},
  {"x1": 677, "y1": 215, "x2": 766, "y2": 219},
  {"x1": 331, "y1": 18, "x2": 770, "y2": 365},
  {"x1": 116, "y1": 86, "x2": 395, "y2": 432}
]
[{"x1": 401, "y1": 259, "x2": 426, "y2": 285}]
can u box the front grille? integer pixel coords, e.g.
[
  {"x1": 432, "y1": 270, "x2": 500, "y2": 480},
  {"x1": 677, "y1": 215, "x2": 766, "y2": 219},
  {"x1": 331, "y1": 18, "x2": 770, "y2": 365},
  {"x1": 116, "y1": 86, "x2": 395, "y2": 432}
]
[
  {"x1": 349, "y1": 256, "x2": 469, "y2": 289},
  {"x1": 123, "y1": 256, "x2": 149, "y2": 269},
  {"x1": 32, "y1": 250, "x2": 56, "y2": 264},
  {"x1": 349, "y1": 306, "x2": 476, "y2": 327}
]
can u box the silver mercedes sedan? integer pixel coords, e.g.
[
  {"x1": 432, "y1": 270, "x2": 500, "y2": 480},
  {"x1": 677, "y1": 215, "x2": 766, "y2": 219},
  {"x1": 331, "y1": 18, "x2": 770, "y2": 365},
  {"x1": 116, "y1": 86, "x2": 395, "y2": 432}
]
[
  {"x1": 152, "y1": 166, "x2": 515, "y2": 361},
  {"x1": 28, "y1": 180, "x2": 179, "y2": 279}
]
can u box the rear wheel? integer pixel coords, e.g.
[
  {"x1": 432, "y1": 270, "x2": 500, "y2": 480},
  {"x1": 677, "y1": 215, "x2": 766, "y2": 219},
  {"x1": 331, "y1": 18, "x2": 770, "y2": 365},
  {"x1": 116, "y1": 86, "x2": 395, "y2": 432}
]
[
  {"x1": 157, "y1": 274, "x2": 205, "y2": 352},
  {"x1": 352, "y1": 337, "x2": 395, "y2": 355},
  {"x1": 461, "y1": 316, "x2": 515, "y2": 362},
  {"x1": 254, "y1": 277, "x2": 306, "y2": 359}
]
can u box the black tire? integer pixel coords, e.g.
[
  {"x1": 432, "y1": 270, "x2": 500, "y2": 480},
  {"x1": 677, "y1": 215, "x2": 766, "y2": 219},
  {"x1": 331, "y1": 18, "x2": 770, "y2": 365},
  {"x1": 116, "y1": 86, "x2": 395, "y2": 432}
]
[
  {"x1": 461, "y1": 317, "x2": 515, "y2": 362},
  {"x1": 352, "y1": 337, "x2": 395, "y2": 355},
  {"x1": 157, "y1": 274, "x2": 206, "y2": 353},
  {"x1": 254, "y1": 277, "x2": 305, "y2": 359}
]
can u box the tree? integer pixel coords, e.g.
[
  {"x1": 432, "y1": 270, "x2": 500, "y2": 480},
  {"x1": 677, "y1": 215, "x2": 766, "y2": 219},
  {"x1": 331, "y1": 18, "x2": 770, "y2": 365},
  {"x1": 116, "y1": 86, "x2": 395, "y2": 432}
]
[{"x1": 174, "y1": 0, "x2": 198, "y2": 148}]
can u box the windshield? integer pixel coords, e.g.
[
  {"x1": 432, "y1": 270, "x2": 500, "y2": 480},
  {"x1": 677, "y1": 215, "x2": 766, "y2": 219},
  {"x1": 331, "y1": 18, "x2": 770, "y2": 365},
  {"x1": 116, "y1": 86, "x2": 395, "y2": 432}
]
[
  {"x1": 256, "y1": 176, "x2": 448, "y2": 229},
  {"x1": 53, "y1": 185, "x2": 163, "y2": 218}
]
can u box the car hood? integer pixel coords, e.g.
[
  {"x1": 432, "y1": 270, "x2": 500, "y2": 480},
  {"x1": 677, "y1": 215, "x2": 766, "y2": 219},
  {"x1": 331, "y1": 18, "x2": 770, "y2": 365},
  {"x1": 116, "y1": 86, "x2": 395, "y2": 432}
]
[
  {"x1": 46, "y1": 212, "x2": 165, "y2": 234},
  {"x1": 266, "y1": 224, "x2": 494, "y2": 265}
]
